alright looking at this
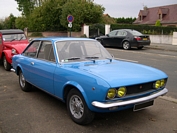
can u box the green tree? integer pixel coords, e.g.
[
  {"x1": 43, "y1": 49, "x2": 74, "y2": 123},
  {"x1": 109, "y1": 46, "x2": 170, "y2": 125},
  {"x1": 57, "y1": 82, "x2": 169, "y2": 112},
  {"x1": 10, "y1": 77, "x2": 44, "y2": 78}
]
[
  {"x1": 15, "y1": 16, "x2": 28, "y2": 30},
  {"x1": 3, "y1": 14, "x2": 16, "y2": 29},
  {"x1": 15, "y1": 0, "x2": 44, "y2": 17},
  {"x1": 155, "y1": 20, "x2": 161, "y2": 26},
  {"x1": 60, "y1": 0, "x2": 104, "y2": 31},
  {"x1": 28, "y1": 0, "x2": 66, "y2": 31}
]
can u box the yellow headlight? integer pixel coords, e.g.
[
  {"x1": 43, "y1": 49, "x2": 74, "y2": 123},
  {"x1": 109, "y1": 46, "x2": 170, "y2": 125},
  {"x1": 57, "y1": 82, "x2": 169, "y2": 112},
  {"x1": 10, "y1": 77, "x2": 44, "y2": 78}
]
[
  {"x1": 160, "y1": 79, "x2": 165, "y2": 87},
  {"x1": 107, "y1": 88, "x2": 116, "y2": 99},
  {"x1": 117, "y1": 87, "x2": 126, "y2": 97},
  {"x1": 154, "y1": 80, "x2": 161, "y2": 89}
]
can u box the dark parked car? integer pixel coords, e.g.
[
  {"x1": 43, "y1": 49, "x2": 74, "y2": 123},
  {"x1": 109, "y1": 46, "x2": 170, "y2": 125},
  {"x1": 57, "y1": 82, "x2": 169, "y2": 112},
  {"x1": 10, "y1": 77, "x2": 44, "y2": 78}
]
[
  {"x1": 12, "y1": 37, "x2": 167, "y2": 125},
  {"x1": 95, "y1": 29, "x2": 151, "y2": 50}
]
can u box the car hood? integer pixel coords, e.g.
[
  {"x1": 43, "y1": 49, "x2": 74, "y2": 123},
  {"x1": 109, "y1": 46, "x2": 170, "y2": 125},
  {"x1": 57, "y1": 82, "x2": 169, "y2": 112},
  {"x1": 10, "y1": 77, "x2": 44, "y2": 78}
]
[
  {"x1": 4, "y1": 41, "x2": 28, "y2": 53},
  {"x1": 74, "y1": 60, "x2": 168, "y2": 87}
]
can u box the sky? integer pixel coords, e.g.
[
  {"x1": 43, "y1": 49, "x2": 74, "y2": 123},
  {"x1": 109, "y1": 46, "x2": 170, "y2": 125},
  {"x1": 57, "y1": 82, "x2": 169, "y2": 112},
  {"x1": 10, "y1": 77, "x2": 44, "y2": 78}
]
[{"x1": 0, "y1": 0, "x2": 177, "y2": 19}]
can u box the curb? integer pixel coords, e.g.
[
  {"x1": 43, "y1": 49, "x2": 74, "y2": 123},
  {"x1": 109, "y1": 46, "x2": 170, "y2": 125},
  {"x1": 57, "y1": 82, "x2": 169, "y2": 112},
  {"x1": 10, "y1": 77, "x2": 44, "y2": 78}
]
[
  {"x1": 145, "y1": 46, "x2": 177, "y2": 52},
  {"x1": 160, "y1": 96, "x2": 177, "y2": 104}
]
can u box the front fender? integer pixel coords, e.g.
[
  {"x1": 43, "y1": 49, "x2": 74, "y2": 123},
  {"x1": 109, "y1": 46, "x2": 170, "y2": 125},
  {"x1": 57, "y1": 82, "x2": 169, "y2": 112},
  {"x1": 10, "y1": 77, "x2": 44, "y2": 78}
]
[
  {"x1": 63, "y1": 81, "x2": 90, "y2": 106},
  {"x1": 3, "y1": 50, "x2": 12, "y2": 64}
]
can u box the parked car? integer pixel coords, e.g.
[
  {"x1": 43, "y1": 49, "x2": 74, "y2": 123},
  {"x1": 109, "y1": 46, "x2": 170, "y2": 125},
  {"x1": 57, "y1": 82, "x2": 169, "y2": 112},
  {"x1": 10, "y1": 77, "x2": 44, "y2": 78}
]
[
  {"x1": 95, "y1": 29, "x2": 151, "y2": 50},
  {"x1": 12, "y1": 37, "x2": 168, "y2": 125},
  {"x1": 0, "y1": 29, "x2": 29, "y2": 70}
]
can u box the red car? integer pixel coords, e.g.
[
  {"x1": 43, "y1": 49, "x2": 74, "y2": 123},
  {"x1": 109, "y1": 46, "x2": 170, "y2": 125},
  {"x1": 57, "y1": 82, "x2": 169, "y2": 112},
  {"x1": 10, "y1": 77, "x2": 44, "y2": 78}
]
[{"x1": 0, "y1": 29, "x2": 29, "y2": 71}]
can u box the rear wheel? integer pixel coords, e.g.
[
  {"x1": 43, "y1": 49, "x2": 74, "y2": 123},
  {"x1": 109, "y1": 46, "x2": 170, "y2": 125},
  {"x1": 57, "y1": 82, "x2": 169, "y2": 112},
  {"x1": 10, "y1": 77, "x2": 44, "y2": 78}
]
[
  {"x1": 3, "y1": 56, "x2": 11, "y2": 71},
  {"x1": 67, "y1": 89, "x2": 95, "y2": 125},
  {"x1": 19, "y1": 70, "x2": 31, "y2": 92},
  {"x1": 122, "y1": 41, "x2": 131, "y2": 50}
]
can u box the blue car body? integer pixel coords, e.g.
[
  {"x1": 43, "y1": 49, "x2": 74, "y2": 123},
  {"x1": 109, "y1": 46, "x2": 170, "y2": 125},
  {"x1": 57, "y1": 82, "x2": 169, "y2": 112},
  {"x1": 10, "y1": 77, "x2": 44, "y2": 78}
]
[{"x1": 12, "y1": 37, "x2": 168, "y2": 124}]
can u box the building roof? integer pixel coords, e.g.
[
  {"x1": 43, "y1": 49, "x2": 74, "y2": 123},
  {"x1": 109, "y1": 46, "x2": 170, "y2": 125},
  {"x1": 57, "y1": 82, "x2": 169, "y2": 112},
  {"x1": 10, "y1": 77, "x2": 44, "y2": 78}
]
[{"x1": 133, "y1": 4, "x2": 177, "y2": 25}]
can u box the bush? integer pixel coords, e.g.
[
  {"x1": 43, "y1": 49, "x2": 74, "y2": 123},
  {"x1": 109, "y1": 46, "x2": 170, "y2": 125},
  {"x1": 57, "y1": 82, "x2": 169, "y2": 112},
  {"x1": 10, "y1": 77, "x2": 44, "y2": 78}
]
[
  {"x1": 110, "y1": 24, "x2": 177, "y2": 35},
  {"x1": 29, "y1": 32, "x2": 43, "y2": 37}
]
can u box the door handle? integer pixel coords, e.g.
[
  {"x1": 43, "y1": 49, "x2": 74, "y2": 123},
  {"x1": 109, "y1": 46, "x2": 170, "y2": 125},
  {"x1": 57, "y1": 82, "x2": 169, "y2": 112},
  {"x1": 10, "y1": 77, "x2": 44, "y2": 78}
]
[{"x1": 31, "y1": 62, "x2": 34, "y2": 65}]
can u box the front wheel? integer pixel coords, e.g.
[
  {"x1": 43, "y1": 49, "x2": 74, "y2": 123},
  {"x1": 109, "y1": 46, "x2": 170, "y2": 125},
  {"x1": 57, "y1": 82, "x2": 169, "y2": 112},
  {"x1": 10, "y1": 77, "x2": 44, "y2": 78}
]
[
  {"x1": 19, "y1": 70, "x2": 31, "y2": 92},
  {"x1": 122, "y1": 41, "x2": 131, "y2": 50},
  {"x1": 67, "y1": 89, "x2": 95, "y2": 125},
  {"x1": 3, "y1": 56, "x2": 11, "y2": 71}
]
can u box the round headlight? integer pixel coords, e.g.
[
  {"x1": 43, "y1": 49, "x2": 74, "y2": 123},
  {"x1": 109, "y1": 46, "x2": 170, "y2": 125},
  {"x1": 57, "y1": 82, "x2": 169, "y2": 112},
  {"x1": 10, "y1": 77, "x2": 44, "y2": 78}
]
[
  {"x1": 117, "y1": 87, "x2": 126, "y2": 97},
  {"x1": 12, "y1": 49, "x2": 17, "y2": 54},
  {"x1": 107, "y1": 88, "x2": 116, "y2": 99},
  {"x1": 160, "y1": 79, "x2": 165, "y2": 87},
  {"x1": 154, "y1": 80, "x2": 161, "y2": 89}
]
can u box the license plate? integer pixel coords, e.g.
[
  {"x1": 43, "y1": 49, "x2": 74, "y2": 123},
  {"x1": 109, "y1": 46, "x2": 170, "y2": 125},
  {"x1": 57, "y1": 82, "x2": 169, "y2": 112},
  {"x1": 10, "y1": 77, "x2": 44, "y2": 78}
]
[
  {"x1": 143, "y1": 38, "x2": 147, "y2": 40},
  {"x1": 133, "y1": 100, "x2": 154, "y2": 111}
]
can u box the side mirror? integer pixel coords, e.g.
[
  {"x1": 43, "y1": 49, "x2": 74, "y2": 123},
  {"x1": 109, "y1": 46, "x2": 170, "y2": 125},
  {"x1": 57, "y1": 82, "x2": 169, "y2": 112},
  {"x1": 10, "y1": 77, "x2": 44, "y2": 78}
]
[{"x1": 106, "y1": 34, "x2": 109, "y2": 37}]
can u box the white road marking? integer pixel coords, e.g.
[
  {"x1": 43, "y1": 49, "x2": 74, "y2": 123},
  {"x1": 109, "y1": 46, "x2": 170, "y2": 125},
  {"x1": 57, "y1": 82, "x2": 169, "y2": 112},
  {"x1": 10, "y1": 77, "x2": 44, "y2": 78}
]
[
  {"x1": 107, "y1": 48, "x2": 177, "y2": 58},
  {"x1": 115, "y1": 58, "x2": 138, "y2": 63}
]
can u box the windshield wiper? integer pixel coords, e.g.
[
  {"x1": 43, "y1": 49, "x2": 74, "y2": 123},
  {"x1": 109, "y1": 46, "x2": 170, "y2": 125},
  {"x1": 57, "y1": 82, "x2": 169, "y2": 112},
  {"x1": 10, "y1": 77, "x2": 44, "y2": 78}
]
[
  {"x1": 19, "y1": 36, "x2": 24, "y2": 41},
  {"x1": 85, "y1": 56, "x2": 99, "y2": 59},
  {"x1": 66, "y1": 57, "x2": 81, "y2": 60},
  {"x1": 106, "y1": 57, "x2": 113, "y2": 62},
  {"x1": 10, "y1": 38, "x2": 16, "y2": 42}
]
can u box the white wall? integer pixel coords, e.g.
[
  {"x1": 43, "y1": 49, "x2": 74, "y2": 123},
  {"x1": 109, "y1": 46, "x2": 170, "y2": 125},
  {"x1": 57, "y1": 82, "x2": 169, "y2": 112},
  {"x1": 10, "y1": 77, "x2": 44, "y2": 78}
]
[
  {"x1": 83, "y1": 25, "x2": 89, "y2": 37},
  {"x1": 172, "y1": 32, "x2": 177, "y2": 45},
  {"x1": 149, "y1": 35, "x2": 172, "y2": 44}
]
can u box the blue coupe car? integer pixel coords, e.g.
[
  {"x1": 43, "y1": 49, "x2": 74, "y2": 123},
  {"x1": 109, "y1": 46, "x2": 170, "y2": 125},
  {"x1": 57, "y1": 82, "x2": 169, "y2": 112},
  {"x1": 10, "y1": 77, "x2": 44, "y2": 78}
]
[{"x1": 12, "y1": 37, "x2": 168, "y2": 125}]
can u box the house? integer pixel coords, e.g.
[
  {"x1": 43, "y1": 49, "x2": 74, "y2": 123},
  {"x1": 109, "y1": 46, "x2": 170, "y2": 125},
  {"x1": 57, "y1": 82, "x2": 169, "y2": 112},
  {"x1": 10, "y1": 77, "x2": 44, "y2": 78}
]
[{"x1": 133, "y1": 4, "x2": 177, "y2": 27}]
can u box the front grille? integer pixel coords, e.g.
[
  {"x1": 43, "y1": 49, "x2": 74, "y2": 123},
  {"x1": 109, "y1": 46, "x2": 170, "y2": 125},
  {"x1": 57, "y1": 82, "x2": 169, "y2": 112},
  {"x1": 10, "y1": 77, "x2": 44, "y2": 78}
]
[{"x1": 126, "y1": 82, "x2": 154, "y2": 95}]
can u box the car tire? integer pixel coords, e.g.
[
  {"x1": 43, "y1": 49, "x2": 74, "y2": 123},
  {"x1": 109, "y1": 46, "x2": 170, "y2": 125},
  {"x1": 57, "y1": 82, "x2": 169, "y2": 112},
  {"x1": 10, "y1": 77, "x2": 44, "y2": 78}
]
[
  {"x1": 137, "y1": 46, "x2": 144, "y2": 49},
  {"x1": 19, "y1": 70, "x2": 31, "y2": 92},
  {"x1": 3, "y1": 56, "x2": 11, "y2": 71},
  {"x1": 67, "y1": 89, "x2": 95, "y2": 125},
  {"x1": 122, "y1": 41, "x2": 131, "y2": 50}
]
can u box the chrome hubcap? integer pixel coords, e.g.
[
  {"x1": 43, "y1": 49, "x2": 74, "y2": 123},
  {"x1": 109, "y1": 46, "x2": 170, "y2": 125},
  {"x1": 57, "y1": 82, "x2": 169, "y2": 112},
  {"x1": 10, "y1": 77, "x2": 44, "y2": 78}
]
[
  {"x1": 69, "y1": 95, "x2": 84, "y2": 119},
  {"x1": 3, "y1": 57, "x2": 7, "y2": 69},
  {"x1": 20, "y1": 73, "x2": 25, "y2": 88},
  {"x1": 123, "y1": 42, "x2": 129, "y2": 49}
]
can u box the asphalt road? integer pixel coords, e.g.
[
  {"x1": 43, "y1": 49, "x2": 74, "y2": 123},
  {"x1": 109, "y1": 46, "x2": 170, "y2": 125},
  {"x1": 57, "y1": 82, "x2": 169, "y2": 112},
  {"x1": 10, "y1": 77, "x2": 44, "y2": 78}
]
[{"x1": 0, "y1": 47, "x2": 177, "y2": 133}]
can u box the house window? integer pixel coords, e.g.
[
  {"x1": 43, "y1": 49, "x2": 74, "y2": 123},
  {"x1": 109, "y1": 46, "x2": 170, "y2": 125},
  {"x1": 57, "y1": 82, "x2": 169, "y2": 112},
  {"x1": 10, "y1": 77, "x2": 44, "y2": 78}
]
[
  {"x1": 139, "y1": 15, "x2": 142, "y2": 21},
  {"x1": 159, "y1": 14, "x2": 162, "y2": 20}
]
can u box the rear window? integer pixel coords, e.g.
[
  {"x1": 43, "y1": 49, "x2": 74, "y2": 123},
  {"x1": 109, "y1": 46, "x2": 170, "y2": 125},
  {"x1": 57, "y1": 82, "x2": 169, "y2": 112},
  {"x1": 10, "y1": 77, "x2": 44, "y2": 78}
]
[{"x1": 128, "y1": 30, "x2": 143, "y2": 36}]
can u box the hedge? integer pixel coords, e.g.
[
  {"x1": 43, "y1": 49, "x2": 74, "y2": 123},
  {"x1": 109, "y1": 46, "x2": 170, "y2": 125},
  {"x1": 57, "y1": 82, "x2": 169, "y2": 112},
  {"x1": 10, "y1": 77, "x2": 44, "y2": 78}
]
[{"x1": 111, "y1": 24, "x2": 177, "y2": 35}]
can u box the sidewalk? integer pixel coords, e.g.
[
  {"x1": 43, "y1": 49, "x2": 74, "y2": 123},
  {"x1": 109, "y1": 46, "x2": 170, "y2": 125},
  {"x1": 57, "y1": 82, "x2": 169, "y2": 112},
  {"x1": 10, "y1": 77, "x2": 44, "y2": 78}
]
[{"x1": 146, "y1": 43, "x2": 177, "y2": 52}]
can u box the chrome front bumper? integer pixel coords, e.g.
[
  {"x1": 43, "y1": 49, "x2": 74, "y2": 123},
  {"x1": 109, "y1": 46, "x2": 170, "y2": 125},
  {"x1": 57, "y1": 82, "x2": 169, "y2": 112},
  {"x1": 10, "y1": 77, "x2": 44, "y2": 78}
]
[{"x1": 92, "y1": 88, "x2": 168, "y2": 109}]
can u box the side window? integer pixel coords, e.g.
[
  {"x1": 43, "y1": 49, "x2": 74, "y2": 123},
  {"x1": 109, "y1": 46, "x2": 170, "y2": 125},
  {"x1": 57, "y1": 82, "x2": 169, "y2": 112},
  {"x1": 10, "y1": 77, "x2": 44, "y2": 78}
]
[
  {"x1": 117, "y1": 31, "x2": 127, "y2": 36},
  {"x1": 109, "y1": 30, "x2": 118, "y2": 37},
  {"x1": 37, "y1": 41, "x2": 55, "y2": 62},
  {"x1": 23, "y1": 41, "x2": 40, "y2": 57}
]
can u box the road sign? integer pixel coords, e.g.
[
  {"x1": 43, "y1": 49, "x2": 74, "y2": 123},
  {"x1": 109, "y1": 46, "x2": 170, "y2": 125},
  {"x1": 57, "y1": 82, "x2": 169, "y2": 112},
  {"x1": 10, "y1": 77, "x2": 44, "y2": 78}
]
[
  {"x1": 68, "y1": 22, "x2": 72, "y2": 28},
  {"x1": 67, "y1": 15, "x2": 74, "y2": 22}
]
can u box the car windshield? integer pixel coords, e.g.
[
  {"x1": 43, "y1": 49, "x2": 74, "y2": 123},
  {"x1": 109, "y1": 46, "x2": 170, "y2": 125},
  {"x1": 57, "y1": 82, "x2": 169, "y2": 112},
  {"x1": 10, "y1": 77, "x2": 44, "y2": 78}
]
[
  {"x1": 2, "y1": 33, "x2": 27, "y2": 42},
  {"x1": 56, "y1": 40, "x2": 112, "y2": 63},
  {"x1": 128, "y1": 30, "x2": 143, "y2": 36}
]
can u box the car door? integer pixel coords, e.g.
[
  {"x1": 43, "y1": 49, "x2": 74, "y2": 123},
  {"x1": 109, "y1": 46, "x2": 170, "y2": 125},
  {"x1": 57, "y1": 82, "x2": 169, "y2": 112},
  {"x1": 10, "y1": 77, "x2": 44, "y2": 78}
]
[
  {"x1": 29, "y1": 41, "x2": 56, "y2": 94},
  {"x1": 114, "y1": 30, "x2": 127, "y2": 47},
  {"x1": 22, "y1": 40, "x2": 56, "y2": 94},
  {"x1": 102, "y1": 30, "x2": 118, "y2": 47}
]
